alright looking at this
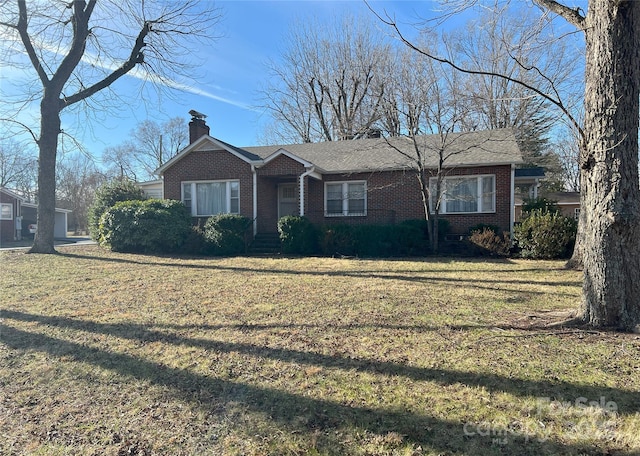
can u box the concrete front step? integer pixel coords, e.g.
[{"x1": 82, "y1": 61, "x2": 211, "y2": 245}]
[{"x1": 249, "y1": 233, "x2": 281, "y2": 254}]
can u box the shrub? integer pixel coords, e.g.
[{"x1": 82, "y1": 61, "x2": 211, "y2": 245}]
[
  {"x1": 469, "y1": 228, "x2": 511, "y2": 256},
  {"x1": 319, "y1": 223, "x2": 425, "y2": 257},
  {"x1": 182, "y1": 225, "x2": 215, "y2": 256},
  {"x1": 203, "y1": 214, "x2": 251, "y2": 256},
  {"x1": 88, "y1": 179, "x2": 146, "y2": 240},
  {"x1": 98, "y1": 199, "x2": 191, "y2": 253},
  {"x1": 468, "y1": 223, "x2": 502, "y2": 236},
  {"x1": 514, "y1": 209, "x2": 577, "y2": 259},
  {"x1": 320, "y1": 224, "x2": 356, "y2": 256},
  {"x1": 400, "y1": 218, "x2": 450, "y2": 242},
  {"x1": 277, "y1": 216, "x2": 319, "y2": 255},
  {"x1": 353, "y1": 224, "x2": 424, "y2": 257}
]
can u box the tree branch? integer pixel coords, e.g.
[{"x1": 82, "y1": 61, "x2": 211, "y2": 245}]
[
  {"x1": 62, "y1": 19, "x2": 150, "y2": 107},
  {"x1": 369, "y1": 5, "x2": 586, "y2": 144},
  {"x1": 15, "y1": 1, "x2": 50, "y2": 86},
  {"x1": 49, "y1": 0, "x2": 97, "y2": 97},
  {"x1": 532, "y1": 0, "x2": 586, "y2": 30}
]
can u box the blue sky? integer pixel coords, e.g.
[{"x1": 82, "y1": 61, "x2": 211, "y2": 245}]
[
  {"x1": 1, "y1": 0, "x2": 586, "y2": 163},
  {"x1": 65, "y1": 1, "x2": 436, "y2": 155}
]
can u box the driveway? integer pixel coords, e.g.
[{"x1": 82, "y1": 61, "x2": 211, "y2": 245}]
[{"x1": 0, "y1": 237, "x2": 96, "y2": 250}]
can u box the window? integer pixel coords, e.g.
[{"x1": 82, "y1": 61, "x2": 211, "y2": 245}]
[
  {"x1": 430, "y1": 175, "x2": 495, "y2": 214},
  {"x1": 325, "y1": 181, "x2": 366, "y2": 216},
  {"x1": 181, "y1": 181, "x2": 240, "y2": 216},
  {"x1": 574, "y1": 208, "x2": 580, "y2": 220},
  {"x1": 0, "y1": 203, "x2": 13, "y2": 220}
]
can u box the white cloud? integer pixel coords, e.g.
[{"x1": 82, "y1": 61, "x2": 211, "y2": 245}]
[{"x1": 0, "y1": 33, "x2": 255, "y2": 113}]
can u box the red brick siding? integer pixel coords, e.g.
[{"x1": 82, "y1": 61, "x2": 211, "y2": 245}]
[
  {"x1": 256, "y1": 178, "x2": 280, "y2": 232},
  {"x1": 306, "y1": 165, "x2": 512, "y2": 234},
  {"x1": 163, "y1": 149, "x2": 254, "y2": 221},
  {"x1": 163, "y1": 147, "x2": 513, "y2": 236},
  {"x1": 257, "y1": 154, "x2": 305, "y2": 177},
  {"x1": 255, "y1": 155, "x2": 306, "y2": 232}
]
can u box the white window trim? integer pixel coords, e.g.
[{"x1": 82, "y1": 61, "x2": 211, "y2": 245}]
[
  {"x1": 0, "y1": 203, "x2": 13, "y2": 220},
  {"x1": 430, "y1": 174, "x2": 496, "y2": 214},
  {"x1": 181, "y1": 180, "x2": 240, "y2": 217},
  {"x1": 324, "y1": 181, "x2": 367, "y2": 217}
]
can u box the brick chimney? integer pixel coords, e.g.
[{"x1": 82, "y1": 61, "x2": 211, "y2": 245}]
[{"x1": 188, "y1": 110, "x2": 210, "y2": 143}]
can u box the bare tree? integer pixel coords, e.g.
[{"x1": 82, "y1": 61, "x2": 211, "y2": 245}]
[
  {"x1": 260, "y1": 14, "x2": 390, "y2": 143},
  {"x1": 100, "y1": 117, "x2": 186, "y2": 181},
  {"x1": 130, "y1": 117, "x2": 186, "y2": 179},
  {"x1": 383, "y1": 46, "x2": 472, "y2": 253},
  {"x1": 0, "y1": 140, "x2": 38, "y2": 194},
  {"x1": 102, "y1": 143, "x2": 140, "y2": 181},
  {"x1": 443, "y1": 7, "x2": 580, "y2": 193},
  {"x1": 0, "y1": 1, "x2": 221, "y2": 253},
  {"x1": 375, "y1": 0, "x2": 640, "y2": 330},
  {"x1": 56, "y1": 153, "x2": 106, "y2": 233},
  {"x1": 554, "y1": 129, "x2": 581, "y2": 192}
]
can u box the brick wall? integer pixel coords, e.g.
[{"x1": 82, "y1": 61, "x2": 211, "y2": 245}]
[
  {"x1": 163, "y1": 149, "x2": 254, "y2": 221},
  {"x1": 162, "y1": 145, "x2": 513, "y2": 236},
  {"x1": 256, "y1": 154, "x2": 305, "y2": 178},
  {"x1": 255, "y1": 154, "x2": 307, "y2": 232},
  {"x1": 306, "y1": 165, "x2": 512, "y2": 234}
]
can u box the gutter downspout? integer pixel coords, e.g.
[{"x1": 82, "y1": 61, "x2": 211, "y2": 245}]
[
  {"x1": 299, "y1": 166, "x2": 316, "y2": 216},
  {"x1": 251, "y1": 165, "x2": 258, "y2": 236},
  {"x1": 510, "y1": 164, "x2": 516, "y2": 241}
]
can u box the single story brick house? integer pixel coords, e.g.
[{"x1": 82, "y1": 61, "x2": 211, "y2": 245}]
[{"x1": 155, "y1": 116, "x2": 525, "y2": 238}]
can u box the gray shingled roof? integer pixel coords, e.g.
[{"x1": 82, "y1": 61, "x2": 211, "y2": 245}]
[{"x1": 242, "y1": 128, "x2": 523, "y2": 173}]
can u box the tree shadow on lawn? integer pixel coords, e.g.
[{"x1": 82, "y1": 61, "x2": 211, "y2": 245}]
[
  {"x1": 60, "y1": 251, "x2": 582, "y2": 297},
  {"x1": 0, "y1": 325, "x2": 624, "y2": 455},
  {"x1": 3, "y1": 320, "x2": 635, "y2": 456},
  {"x1": 6, "y1": 309, "x2": 634, "y2": 417}
]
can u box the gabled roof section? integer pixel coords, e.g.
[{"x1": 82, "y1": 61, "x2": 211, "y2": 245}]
[
  {"x1": 156, "y1": 129, "x2": 523, "y2": 176},
  {"x1": 260, "y1": 148, "x2": 318, "y2": 169},
  {"x1": 0, "y1": 187, "x2": 25, "y2": 201},
  {"x1": 155, "y1": 134, "x2": 261, "y2": 175},
  {"x1": 243, "y1": 129, "x2": 523, "y2": 174}
]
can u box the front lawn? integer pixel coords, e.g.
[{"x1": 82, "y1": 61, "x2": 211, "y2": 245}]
[{"x1": 1, "y1": 246, "x2": 639, "y2": 455}]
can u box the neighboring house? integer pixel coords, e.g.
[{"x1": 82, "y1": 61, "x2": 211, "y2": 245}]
[
  {"x1": 137, "y1": 179, "x2": 164, "y2": 199},
  {"x1": 155, "y1": 116, "x2": 526, "y2": 239},
  {"x1": 1, "y1": 187, "x2": 24, "y2": 243},
  {"x1": 514, "y1": 167, "x2": 546, "y2": 200},
  {"x1": 0, "y1": 187, "x2": 71, "y2": 242},
  {"x1": 514, "y1": 191, "x2": 581, "y2": 222}
]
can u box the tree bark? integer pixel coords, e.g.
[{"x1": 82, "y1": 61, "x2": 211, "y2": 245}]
[
  {"x1": 29, "y1": 94, "x2": 61, "y2": 254},
  {"x1": 579, "y1": 0, "x2": 640, "y2": 330}
]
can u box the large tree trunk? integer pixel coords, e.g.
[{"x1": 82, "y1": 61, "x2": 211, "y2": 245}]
[
  {"x1": 29, "y1": 96, "x2": 60, "y2": 254},
  {"x1": 579, "y1": 0, "x2": 640, "y2": 330}
]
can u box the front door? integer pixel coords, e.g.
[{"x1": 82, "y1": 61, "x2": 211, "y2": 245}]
[{"x1": 278, "y1": 183, "x2": 298, "y2": 219}]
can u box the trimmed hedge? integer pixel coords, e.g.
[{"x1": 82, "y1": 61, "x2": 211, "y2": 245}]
[
  {"x1": 319, "y1": 223, "x2": 426, "y2": 257},
  {"x1": 98, "y1": 199, "x2": 191, "y2": 253},
  {"x1": 277, "y1": 216, "x2": 319, "y2": 255},
  {"x1": 88, "y1": 179, "x2": 146, "y2": 241},
  {"x1": 514, "y1": 209, "x2": 577, "y2": 259},
  {"x1": 203, "y1": 214, "x2": 252, "y2": 256}
]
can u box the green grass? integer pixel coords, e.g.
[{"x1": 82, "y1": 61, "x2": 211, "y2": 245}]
[{"x1": 1, "y1": 246, "x2": 639, "y2": 455}]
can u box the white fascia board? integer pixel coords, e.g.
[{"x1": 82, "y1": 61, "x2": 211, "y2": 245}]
[{"x1": 260, "y1": 148, "x2": 315, "y2": 169}]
